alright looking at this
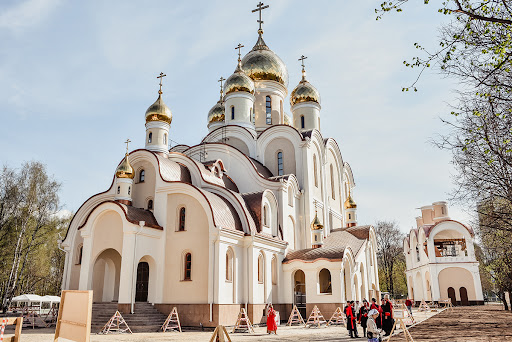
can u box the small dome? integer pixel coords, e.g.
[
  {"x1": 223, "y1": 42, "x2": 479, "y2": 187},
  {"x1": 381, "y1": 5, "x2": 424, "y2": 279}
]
[
  {"x1": 241, "y1": 34, "x2": 288, "y2": 87},
  {"x1": 290, "y1": 75, "x2": 321, "y2": 107},
  {"x1": 311, "y1": 212, "x2": 324, "y2": 230},
  {"x1": 224, "y1": 61, "x2": 255, "y2": 95},
  {"x1": 208, "y1": 100, "x2": 225, "y2": 125},
  {"x1": 145, "y1": 94, "x2": 172, "y2": 124},
  {"x1": 283, "y1": 113, "x2": 292, "y2": 126},
  {"x1": 115, "y1": 154, "x2": 134, "y2": 179},
  {"x1": 344, "y1": 195, "x2": 357, "y2": 209}
]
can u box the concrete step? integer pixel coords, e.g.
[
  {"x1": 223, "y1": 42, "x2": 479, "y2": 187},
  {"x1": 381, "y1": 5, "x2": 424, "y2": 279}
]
[{"x1": 91, "y1": 302, "x2": 167, "y2": 333}]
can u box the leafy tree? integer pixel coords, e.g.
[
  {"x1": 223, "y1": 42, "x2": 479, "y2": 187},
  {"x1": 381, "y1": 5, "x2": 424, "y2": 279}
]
[
  {"x1": 375, "y1": 221, "x2": 406, "y2": 297},
  {"x1": 0, "y1": 162, "x2": 65, "y2": 311}
]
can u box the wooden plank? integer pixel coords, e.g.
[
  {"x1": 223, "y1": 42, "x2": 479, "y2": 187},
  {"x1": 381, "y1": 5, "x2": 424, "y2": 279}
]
[{"x1": 54, "y1": 290, "x2": 92, "y2": 342}]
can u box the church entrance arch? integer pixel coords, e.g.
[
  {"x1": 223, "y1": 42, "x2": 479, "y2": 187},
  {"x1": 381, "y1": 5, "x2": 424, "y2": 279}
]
[
  {"x1": 460, "y1": 287, "x2": 469, "y2": 306},
  {"x1": 92, "y1": 248, "x2": 121, "y2": 303},
  {"x1": 136, "y1": 262, "x2": 149, "y2": 302},
  {"x1": 293, "y1": 270, "x2": 306, "y2": 319},
  {"x1": 448, "y1": 287, "x2": 456, "y2": 305}
]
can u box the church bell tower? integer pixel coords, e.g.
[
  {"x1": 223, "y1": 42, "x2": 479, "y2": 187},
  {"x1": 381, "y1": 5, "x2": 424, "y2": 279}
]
[{"x1": 145, "y1": 72, "x2": 172, "y2": 154}]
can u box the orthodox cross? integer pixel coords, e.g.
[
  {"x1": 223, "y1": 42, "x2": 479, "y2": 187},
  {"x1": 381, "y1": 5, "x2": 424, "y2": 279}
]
[
  {"x1": 298, "y1": 55, "x2": 308, "y2": 70},
  {"x1": 157, "y1": 72, "x2": 167, "y2": 94},
  {"x1": 235, "y1": 43, "x2": 244, "y2": 60},
  {"x1": 218, "y1": 76, "x2": 225, "y2": 98},
  {"x1": 124, "y1": 139, "x2": 131, "y2": 155},
  {"x1": 252, "y1": 2, "x2": 269, "y2": 32}
]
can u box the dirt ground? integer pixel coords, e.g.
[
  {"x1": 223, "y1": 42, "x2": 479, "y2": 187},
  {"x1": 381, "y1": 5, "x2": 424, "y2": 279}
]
[
  {"x1": 391, "y1": 305, "x2": 512, "y2": 342},
  {"x1": 3, "y1": 305, "x2": 510, "y2": 341}
]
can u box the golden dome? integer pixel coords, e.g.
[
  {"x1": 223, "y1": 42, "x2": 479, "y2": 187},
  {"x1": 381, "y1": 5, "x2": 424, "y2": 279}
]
[
  {"x1": 115, "y1": 154, "x2": 134, "y2": 179},
  {"x1": 344, "y1": 195, "x2": 357, "y2": 209},
  {"x1": 290, "y1": 76, "x2": 321, "y2": 107},
  {"x1": 224, "y1": 61, "x2": 255, "y2": 95},
  {"x1": 311, "y1": 212, "x2": 324, "y2": 230},
  {"x1": 145, "y1": 93, "x2": 172, "y2": 124},
  {"x1": 207, "y1": 100, "x2": 225, "y2": 125},
  {"x1": 241, "y1": 34, "x2": 288, "y2": 87}
]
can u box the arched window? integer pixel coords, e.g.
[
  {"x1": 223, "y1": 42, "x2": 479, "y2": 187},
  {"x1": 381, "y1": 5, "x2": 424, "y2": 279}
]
[
  {"x1": 163, "y1": 133, "x2": 167, "y2": 145},
  {"x1": 226, "y1": 249, "x2": 233, "y2": 282},
  {"x1": 231, "y1": 106, "x2": 235, "y2": 120},
  {"x1": 139, "y1": 170, "x2": 145, "y2": 183},
  {"x1": 184, "y1": 253, "x2": 192, "y2": 280},
  {"x1": 148, "y1": 132, "x2": 152, "y2": 143},
  {"x1": 280, "y1": 100, "x2": 283, "y2": 118},
  {"x1": 313, "y1": 154, "x2": 318, "y2": 187},
  {"x1": 301, "y1": 115, "x2": 305, "y2": 129},
  {"x1": 330, "y1": 164, "x2": 335, "y2": 199},
  {"x1": 288, "y1": 186, "x2": 294, "y2": 207},
  {"x1": 263, "y1": 205, "x2": 269, "y2": 226},
  {"x1": 147, "y1": 199, "x2": 153, "y2": 210},
  {"x1": 117, "y1": 186, "x2": 120, "y2": 194},
  {"x1": 416, "y1": 246, "x2": 420, "y2": 262},
  {"x1": 179, "y1": 207, "x2": 186, "y2": 231},
  {"x1": 258, "y1": 253, "x2": 264, "y2": 283},
  {"x1": 348, "y1": 213, "x2": 352, "y2": 220},
  {"x1": 319, "y1": 268, "x2": 332, "y2": 294},
  {"x1": 271, "y1": 255, "x2": 277, "y2": 285},
  {"x1": 266, "y1": 96, "x2": 272, "y2": 124},
  {"x1": 277, "y1": 151, "x2": 284, "y2": 176},
  {"x1": 128, "y1": 186, "x2": 131, "y2": 195}
]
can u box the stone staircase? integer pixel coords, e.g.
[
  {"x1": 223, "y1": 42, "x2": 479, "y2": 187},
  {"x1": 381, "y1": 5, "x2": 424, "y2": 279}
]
[{"x1": 91, "y1": 302, "x2": 168, "y2": 333}]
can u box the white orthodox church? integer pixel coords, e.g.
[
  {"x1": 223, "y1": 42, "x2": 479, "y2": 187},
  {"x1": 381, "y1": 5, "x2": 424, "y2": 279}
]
[
  {"x1": 59, "y1": 4, "x2": 380, "y2": 327},
  {"x1": 404, "y1": 201, "x2": 484, "y2": 306}
]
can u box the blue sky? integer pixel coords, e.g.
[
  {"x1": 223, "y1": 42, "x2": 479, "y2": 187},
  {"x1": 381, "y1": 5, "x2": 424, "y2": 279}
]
[{"x1": 0, "y1": 0, "x2": 469, "y2": 232}]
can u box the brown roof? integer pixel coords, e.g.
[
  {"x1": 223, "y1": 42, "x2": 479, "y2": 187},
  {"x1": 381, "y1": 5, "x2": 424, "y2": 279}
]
[
  {"x1": 202, "y1": 191, "x2": 243, "y2": 232},
  {"x1": 283, "y1": 226, "x2": 368, "y2": 263},
  {"x1": 249, "y1": 158, "x2": 274, "y2": 178},
  {"x1": 344, "y1": 225, "x2": 371, "y2": 240},
  {"x1": 156, "y1": 155, "x2": 192, "y2": 183},
  {"x1": 241, "y1": 192, "x2": 264, "y2": 232},
  {"x1": 78, "y1": 200, "x2": 162, "y2": 230}
]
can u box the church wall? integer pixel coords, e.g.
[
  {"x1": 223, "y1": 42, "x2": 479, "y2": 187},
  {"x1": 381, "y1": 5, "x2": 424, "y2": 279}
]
[
  {"x1": 263, "y1": 137, "x2": 296, "y2": 177},
  {"x1": 326, "y1": 150, "x2": 342, "y2": 216},
  {"x1": 437, "y1": 266, "x2": 477, "y2": 301},
  {"x1": 163, "y1": 193, "x2": 209, "y2": 303},
  {"x1": 224, "y1": 137, "x2": 250, "y2": 156},
  {"x1": 68, "y1": 232, "x2": 84, "y2": 290},
  {"x1": 90, "y1": 211, "x2": 124, "y2": 260},
  {"x1": 132, "y1": 161, "x2": 156, "y2": 209}
]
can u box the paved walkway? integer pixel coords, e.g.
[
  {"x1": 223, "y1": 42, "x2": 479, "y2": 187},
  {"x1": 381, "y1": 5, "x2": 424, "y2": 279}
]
[{"x1": 4, "y1": 308, "x2": 440, "y2": 342}]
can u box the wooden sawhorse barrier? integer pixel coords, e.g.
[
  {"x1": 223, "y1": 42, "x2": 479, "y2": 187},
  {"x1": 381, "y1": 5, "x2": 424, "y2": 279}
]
[{"x1": 0, "y1": 317, "x2": 23, "y2": 342}]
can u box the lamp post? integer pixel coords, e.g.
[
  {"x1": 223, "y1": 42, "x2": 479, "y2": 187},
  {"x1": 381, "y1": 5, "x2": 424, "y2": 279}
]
[{"x1": 131, "y1": 221, "x2": 144, "y2": 314}]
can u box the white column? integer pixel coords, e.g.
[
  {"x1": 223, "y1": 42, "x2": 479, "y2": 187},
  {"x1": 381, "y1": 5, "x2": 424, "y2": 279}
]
[
  {"x1": 78, "y1": 235, "x2": 93, "y2": 290},
  {"x1": 430, "y1": 267, "x2": 441, "y2": 301},
  {"x1": 118, "y1": 232, "x2": 136, "y2": 304},
  {"x1": 472, "y1": 266, "x2": 484, "y2": 301},
  {"x1": 61, "y1": 246, "x2": 71, "y2": 291}
]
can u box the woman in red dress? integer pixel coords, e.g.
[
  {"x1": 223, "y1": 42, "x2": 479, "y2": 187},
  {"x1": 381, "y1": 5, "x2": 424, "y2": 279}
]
[{"x1": 266, "y1": 304, "x2": 277, "y2": 334}]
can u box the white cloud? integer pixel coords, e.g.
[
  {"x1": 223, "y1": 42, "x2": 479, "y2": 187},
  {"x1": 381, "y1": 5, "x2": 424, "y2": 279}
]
[{"x1": 0, "y1": 0, "x2": 61, "y2": 32}]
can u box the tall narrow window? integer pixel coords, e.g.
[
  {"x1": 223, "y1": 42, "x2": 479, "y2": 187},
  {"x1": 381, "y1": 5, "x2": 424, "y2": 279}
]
[
  {"x1": 77, "y1": 245, "x2": 83, "y2": 265},
  {"x1": 148, "y1": 132, "x2": 152, "y2": 143},
  {"x1": 271, "y1": 256, "x2": 277, "y2": 285},
  {"x1": 301, "y1": 115, "x2": 305, "y2": 129},
  {"x1": 179, "y1": 207, "x2": 186, "y2": 231},
  {"x1": 266, "y1": 96, "x2": 272, "y2": 124},
  {"x1": 313, "y1": 154, "x2": 318, "y2": 187},
  {"x1": 258, "y1": 253, "x2": 264, "y2": 283},
  {"x1": 117, "y1": 186, "x2": 120, "y2": 194},
  {"x1": 277, "y1": 151, "x2": 284, "y2": 176},
  {"x1": 128, "y1": 186, "x2": 131, "y2": 195},
  {"x1": 250, "y1": 107, "x2": 253, "y2": 123},
  {"x1": 226, "y1": 249, "x2": 233, "y2": 282},
  {"x1": 139, "y1": 170, "x2": 145, "y2": 183},
  {"x1": 231, "y1": 106, "x2": 235, "y2": 120},
  {"x1": 163, "y1": 133, "x2": 167, "y2": 145},
  {"x1": 147, "y1": 199, "x2": 153, "y2": 210},
  {"x1": 280, "y1": 100, "x2": 283, "y2": 119},
  {"x1": 263, "y1": 205, "x2": 269, "y2": 226},
  {"x1": 330, "y1": 164, "x2": 335, "y2": 199},
  {"x1": 288, "y1": 186, "x2": 294, "y2": 207},
  {"x1": 184, "y1": 253, "x2": 192, "y2": 280}
]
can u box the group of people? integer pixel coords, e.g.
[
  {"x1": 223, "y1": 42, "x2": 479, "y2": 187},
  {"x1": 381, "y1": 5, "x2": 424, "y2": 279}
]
[{"x1": 344, "y1": 295, "x2": 395, "y2": 340}]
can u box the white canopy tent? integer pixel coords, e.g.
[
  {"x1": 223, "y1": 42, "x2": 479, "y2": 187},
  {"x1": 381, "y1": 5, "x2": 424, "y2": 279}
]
[{"x1": 11, "y1": 294, "x2": 60, "y2": 313}]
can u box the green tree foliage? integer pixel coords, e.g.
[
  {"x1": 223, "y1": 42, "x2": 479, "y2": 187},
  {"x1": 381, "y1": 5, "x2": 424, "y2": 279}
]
[
  {"x1": 375, "y1": 221, "x2": 407, "y2": 297},
  {"x1": 0, "y1": 162, "x2": 67, "y2": 310}
]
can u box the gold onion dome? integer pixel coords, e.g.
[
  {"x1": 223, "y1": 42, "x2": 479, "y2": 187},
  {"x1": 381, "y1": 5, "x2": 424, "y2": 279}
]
[
  {"x1": 344, "y1": 195, "x2": 357, "y2": 209},
  {"x1": 311, "y1": 212, "x2": 324, "y2": 230},
  {"x1": 115, "y1": 154, "x2": 135, "y2": 179},
  {"x1": 241, "y1": 33, "x2": 288, "y2": 87},
  {"x1": 208, "y1": 100, "x2": 225, "y2": 124},
  {"x1": 224, "y1": 60, "x2": 255, "y2": 95},
  {"x1": 290, "y1": 71, "x2": 321, "y2": 107},
  {"x1": 145, "y1": 93, "x2": 172, "y2": 124}
]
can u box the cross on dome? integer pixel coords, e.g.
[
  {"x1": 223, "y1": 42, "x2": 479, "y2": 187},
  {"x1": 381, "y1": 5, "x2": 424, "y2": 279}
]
[
  {"x1": 124, "y1": 138, "x2": 131, "y2": 155},
  {"x1": 235, "y1": 43, "x2": 244, "y2": 61},
  {"x1": 218, "y1": 76, "x2": 225, "y2": 100},
  {"x1": 299, "y1": 55, "x2": 308, "y2": 82},
  {"x1": 252, "y1": 2, "x2": 269, "y2": 34},
  {"x1": 157, "y1": 72, "x2": 167, "y2": 94}
]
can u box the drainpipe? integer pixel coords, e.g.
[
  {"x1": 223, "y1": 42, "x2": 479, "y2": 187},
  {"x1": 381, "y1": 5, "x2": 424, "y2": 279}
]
[{"x1": 131, "y1": 221, "x2": 144, "y2": 314}]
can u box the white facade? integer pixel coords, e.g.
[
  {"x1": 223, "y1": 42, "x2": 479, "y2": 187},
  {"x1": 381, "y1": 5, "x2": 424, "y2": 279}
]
[
  {"x1": 404, "y1": 201, "x2": 484, "y2": 305},
  {"x1": 60, "y1": 15, "x2": 379, "y2": 326}
]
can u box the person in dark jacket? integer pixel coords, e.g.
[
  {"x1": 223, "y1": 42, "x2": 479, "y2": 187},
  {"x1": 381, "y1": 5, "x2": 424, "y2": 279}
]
[
  {"x1": 381, "y1": 294, "x2": 394, "y2": 336},
  {"x1": 358, "y1": 299, "x2": 370, "y2": 337},
  {"x1": 344, "y1": 301, "x2": 359, "y2": 338},
  {"x1": 370, "y1": 298, "x2": 382, "y2": 329}
]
